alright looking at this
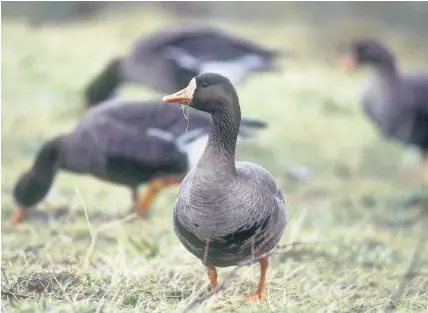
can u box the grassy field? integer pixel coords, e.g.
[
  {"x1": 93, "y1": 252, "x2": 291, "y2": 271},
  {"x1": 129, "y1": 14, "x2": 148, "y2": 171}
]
[{"x1": 1, "y1": 7, "x2": 428, "y2": 313}]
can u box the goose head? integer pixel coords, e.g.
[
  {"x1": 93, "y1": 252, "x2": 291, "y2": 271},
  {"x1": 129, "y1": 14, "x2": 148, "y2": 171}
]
[
  {"x1": 162, "y1": 73, "x2": 239, "y2": 115},
  {"x1": 340, "y1": 38, "x2": 396, "y2": 70}
]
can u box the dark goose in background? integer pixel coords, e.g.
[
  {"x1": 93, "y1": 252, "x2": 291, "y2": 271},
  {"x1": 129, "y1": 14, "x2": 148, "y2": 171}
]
[
  {"x1": 163, "y1": 73, "x2": 286, "y2": 300},
  {"x1": 83, "y1": 26, "x2": 284, "y2": 108},
  {"x1": 341, "y1": 38, "x2": 428, "y2": 180},
  {"x1": 10, "y1": 99, "x2": 268, "y2": 224}
]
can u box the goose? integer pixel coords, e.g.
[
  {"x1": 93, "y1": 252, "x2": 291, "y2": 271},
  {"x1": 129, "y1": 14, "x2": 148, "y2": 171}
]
[
  {"x1": 10, "y1": 99, "x2": 268, "y2": 224},
  {"x1": 341, "y1": 38, "x2": 428, "y2": 181},
  {"x1": 163, "y1": 73, "x2": 286, "y2": 300},
  {"x1": 83, "y1": 26, "x2": 283, "y2": 108}
]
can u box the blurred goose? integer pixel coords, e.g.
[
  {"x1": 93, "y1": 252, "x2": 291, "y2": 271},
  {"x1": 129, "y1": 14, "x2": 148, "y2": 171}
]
[
  {"x1": 10, "y1": 99, "x2": 268, "y2": 224},
  {"x1": 84, "y1": 26, "x2": 283, "y2": 108},
  {"x1": 163, "y1": 73, "x2": 286, "y2": 300},
  {"x1": 341, "y1": 38, "x2": 428, "y2": 180}
]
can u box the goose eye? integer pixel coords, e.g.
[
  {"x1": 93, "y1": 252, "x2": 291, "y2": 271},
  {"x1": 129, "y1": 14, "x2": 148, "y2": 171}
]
[
  {"x1": 201, "y1": 82, "x2": 208, "y2": 88},
  {"x1": 359, "y1": 45, "x2": 369, "y2": 55}
]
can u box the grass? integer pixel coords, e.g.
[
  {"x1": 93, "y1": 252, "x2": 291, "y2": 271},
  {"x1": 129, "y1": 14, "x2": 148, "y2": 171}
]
[{"x1": 2, "y1": 6, "x2": 428, "y2": 313}]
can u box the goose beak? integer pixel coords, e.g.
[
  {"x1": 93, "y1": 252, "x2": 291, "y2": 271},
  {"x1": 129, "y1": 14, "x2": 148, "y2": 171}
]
[
  {"x1": 163, "y1": 78, "x2": 196, "y2": 105},
  {"x1": 338, "y1": 54, "x2": 356, "y2": 70}
]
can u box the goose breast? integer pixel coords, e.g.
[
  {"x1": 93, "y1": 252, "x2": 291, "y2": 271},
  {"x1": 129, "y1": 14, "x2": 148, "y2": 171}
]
[{"x1": 173, "y1": 162, "x2": 286, "y2": 267}]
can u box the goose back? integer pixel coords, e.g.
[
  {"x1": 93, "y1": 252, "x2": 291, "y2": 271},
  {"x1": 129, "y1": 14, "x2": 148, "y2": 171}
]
[
  {"x1": 120, "y1": 26, "x2": 281, "y2": 93},
  {"x1": 61, "y1": 100, "x2": 212, "y2": 185}
]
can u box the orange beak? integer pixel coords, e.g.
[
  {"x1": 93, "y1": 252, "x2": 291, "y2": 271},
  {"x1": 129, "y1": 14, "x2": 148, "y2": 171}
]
[
  {"x1": 338, "y1": 54, "x2": 356, "y2": 70},
  {"x1": 10, "y1": 205, "x2": 25, "y2": 225},
  {"x1": 163, "y1": 78, "x2": 196, "y2": 104}
]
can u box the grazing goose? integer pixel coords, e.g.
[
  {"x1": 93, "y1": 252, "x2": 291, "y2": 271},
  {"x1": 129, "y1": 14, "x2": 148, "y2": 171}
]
[
  {"x1": 84, "y1": 26, "x2": 283, "y2": 108},
  {"x1": 341, "y1": 38, "x2": 428, "y2": 180},
  {"x1": 10, "y1": 99, "x2": 268, "y2": 224},
  {"x1": 163, "y1": 73, "x2": 286, "y2": 300}
]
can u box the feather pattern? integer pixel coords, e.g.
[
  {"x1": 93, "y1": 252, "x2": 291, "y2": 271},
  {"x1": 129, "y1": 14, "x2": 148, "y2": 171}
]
[{"x1": 174, "y1": 162, "x2": 286, "y2": 267}]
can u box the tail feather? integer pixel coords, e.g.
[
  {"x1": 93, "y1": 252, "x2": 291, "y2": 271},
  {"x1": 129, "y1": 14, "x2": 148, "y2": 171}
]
[
  {"x1": 238, "y1": 117, "x2": 268, "y2": 139},
  {"x1": 240, "y1": 117, "x2": 268, "y2": 129},
  {"x1": 268, "y1": 48, "x2": 296, "y2": 59}
]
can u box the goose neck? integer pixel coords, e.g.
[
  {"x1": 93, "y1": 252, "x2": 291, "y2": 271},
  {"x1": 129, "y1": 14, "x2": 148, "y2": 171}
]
[{"x1": 199, "y1": 99, "x2": 241, "y2": 173}]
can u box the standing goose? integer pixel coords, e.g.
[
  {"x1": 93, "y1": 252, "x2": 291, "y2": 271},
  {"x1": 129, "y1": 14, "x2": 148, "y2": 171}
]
[
  {"x1": 10, "y1": 99, "x2": 267, "y2": 224},
  {"x1": 84, "y1": 26, "x2": 283, "y2": 108},
  {"x1": 341, "y1": 38, "x2": 428, "y2": 180},
  {"x1": 163, "y1": 73, "x2": 286, "y2": 300}
]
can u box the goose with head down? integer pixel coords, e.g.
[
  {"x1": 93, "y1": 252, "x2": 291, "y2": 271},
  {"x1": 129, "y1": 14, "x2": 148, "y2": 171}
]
[
  {"x1": 340, "y1": 38, "x2": 428, "y2": 181},
  {"x1": 10, "y1": 99, "x2": 268, "y2": 224},
  {"x1": 163, "y1": 73, "x2": 286, "y2": 300}
]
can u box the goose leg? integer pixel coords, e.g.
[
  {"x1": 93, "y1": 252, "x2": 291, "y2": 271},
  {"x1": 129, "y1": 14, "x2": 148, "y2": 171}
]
[
  {"x1": 133, "y1": 176, "x2": 183, "y2": 217},
  {"x1": 10, "y1": 205, "x2": 25, "y2": 225},
  {"x1": 245, "y1": 254, "x2": 269, "y2": 301},
  {"x1": 130, "y1": 187, "x2": 140, "y2": 214},
  {"x1": 131, "y1": 187, "x2": 138, "y2": 205},
  {"x1": 202, "y1": 239, "x2": 218, "y2": 290},
  {"x1": 206, "y1": 266, "x2": 218, "y2": 289}
]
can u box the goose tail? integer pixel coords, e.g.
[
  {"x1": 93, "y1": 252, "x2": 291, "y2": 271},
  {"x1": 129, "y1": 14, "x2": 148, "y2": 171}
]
[{"x1": 238, "y1": 117, "x2": 268, "y2": 139}]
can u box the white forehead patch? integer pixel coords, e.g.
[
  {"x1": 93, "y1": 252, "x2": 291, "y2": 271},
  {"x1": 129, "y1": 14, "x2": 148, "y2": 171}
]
[{"x1": 187, "y1": 78, "x2": 196, "y2": 97}]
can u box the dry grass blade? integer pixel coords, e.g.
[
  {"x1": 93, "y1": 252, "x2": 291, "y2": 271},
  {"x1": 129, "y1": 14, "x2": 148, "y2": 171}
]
[
  {"x1": 95, "y1": 298, "x2": 105, "y2": 313},
  {"x1": 75, "y1": 188, "x2": 137, "y2": 274},
  {"x1": 2, "y1": 268, "x2": 10, "y2": 286},
  {"x1": 76, "y1": 188, "x2": 94, "y2": 241},
  {"x1": 385, "y1": 205, "x2": 428, "y2": 312},
  {"x1": 1, "y1": 290, "x2": 31, "y2": 300},
  {"x1": 83, "y1": 213, "x2": 137, "y2": 273}
]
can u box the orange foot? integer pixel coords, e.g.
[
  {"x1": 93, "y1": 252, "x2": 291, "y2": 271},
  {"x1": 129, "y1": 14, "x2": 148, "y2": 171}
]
[
  {"x1": 244, "y1": 254, "x2": 268, "y2": 302},
  {"x1": 10, "y1": 205, "x2": 25, "y2": 225},
  {"x1": 244, "y1": 290, "x2": 263, "y2": 302}
]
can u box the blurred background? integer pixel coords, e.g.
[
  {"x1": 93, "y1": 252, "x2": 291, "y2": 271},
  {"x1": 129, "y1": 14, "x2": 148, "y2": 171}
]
[{"x1": 2, "y1": 2, "x2": 428, "y2": 312}]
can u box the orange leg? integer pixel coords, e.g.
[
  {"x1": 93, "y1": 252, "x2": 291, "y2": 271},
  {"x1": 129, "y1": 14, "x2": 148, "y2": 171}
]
[
  {"x1": 133, "y1": 176, "x2": 183, "y2": 217},
  {"x1": 206, "y1": 266, "x2": 218, "y2": 289},
  {"x1": 10, "y1": 205, "x2": 25, "y2": 225},
  {"x1": 245, "y1": 254, "x2": 269, "y2": 301}
]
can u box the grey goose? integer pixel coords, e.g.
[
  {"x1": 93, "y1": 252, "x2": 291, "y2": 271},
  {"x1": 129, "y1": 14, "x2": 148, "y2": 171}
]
[
  {"x1": 163, "y1": 73, "x2": 286, "y2": 300},
  {"x1": 83, "y1": 26, "x2": 283, "y2": 108},
  {"x1": 341, "y1": 38, "x2": 428, "y2": 181},
  {"x1": 10, "y1": 99, "x2": 267, "y2": 224}
]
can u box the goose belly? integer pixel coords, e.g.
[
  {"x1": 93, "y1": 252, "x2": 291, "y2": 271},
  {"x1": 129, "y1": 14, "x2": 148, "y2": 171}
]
[
  {"x1": 172, "y1": 195, "x2": 285, "y2": 267},
  {"x1": 173, "y1": 214, "x2": 283, "y2": 267}
]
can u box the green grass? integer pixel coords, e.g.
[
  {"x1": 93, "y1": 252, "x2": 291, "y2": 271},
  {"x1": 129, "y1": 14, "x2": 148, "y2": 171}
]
[{"x1": 2, "y1": 7, "x2": 428, "y2": 313}]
